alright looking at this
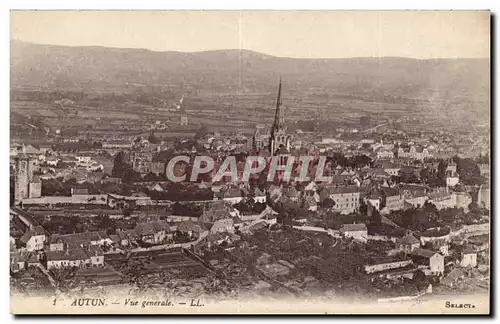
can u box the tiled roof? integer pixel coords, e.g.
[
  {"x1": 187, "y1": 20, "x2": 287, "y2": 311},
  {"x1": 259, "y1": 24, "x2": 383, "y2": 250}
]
[
  {"x1": 410, "y1": 248, "x2": 437, "y2": 259},
  {"x1": 341, "y1": 223, "x2": 367, "y2": 232},
  {"x1": 327, "y1": 186, "x2": 359, "y2": 195},
  {"x1": 398, "y1": 234, "x2": 420, "y2": 245}
]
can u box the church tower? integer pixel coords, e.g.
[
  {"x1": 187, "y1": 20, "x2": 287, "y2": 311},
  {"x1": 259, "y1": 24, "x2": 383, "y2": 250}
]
[
  {"x1": 14, "y1": 154, "x2": 34, "y2": 203},
  {"x1": 269, "y1": 78, "x2": 291, "y2": 155}
]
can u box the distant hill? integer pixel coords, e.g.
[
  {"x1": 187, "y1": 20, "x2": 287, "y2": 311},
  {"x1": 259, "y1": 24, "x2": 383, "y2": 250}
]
[{"x1": 10, "y1": 40, "x2": 490, "y2": 124}]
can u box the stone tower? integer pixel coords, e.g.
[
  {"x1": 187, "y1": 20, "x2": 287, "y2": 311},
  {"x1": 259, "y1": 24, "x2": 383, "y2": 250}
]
[{"x1": 15, "y1": 154, "x2": 33, "y2": 202}]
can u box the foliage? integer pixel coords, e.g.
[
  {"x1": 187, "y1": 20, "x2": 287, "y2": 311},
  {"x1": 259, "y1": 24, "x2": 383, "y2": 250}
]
[
  {"x1": 112, "y1": 151, "x2": 131, "y2": 177},
  {"x1": 456, "y1": 158, "x2": 482, "y2": 185}
]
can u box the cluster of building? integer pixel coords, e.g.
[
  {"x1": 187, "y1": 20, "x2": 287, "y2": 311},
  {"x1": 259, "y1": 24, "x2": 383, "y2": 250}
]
[{"x1": 9, "y1": 81, "x2": 490, "y2": 300}]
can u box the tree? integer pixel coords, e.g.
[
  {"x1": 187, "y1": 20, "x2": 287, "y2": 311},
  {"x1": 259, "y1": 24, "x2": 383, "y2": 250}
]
[
  {"x1": 112, "y1": 151, "x2": 133, "y2": 179},
  {"x1": 320, "y1": 197, "x2": 336, "y2": 209},
  {"x1": 468, "y1": 202, "x2": 479, "y2": 213},
  {"x1": 10, "y1": 176, "x2": 15, "y2": 206},
  {"x1": 437, "y1": 159, "x2": 447, "y2": 181},
  {"x1": 457, "y1": 158, "x2": 482, "y2": 185},
  {"x1": 412, "y1": 269, "x2": 430, "y2": 291},
  {"x1": 97, "y1": 214, "x2": 117, "y2": 235},
  {"x1": 371, "y1": 209, "x2": 382, "y2": 232},
  {"x1": 148, "y1": 132, "x2": 160, "y2": 144},
  {"x1": 420, "y1": 168, "x2": 431, "y2": 184},
  {"x1": 194, "y1": 125, "x2": 208, "y2": 139},
  {"x1": 359, "y1": 199, "x2": 368, "y2": 215}
]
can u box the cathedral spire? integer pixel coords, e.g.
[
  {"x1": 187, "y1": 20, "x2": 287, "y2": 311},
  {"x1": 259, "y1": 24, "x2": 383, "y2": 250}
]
[
  {"x1": 269, "y1": 77, "x2": 290, "y2": 155},
  {"x1": 272, "y1": 77, "x2": 285, "y2": 133}
]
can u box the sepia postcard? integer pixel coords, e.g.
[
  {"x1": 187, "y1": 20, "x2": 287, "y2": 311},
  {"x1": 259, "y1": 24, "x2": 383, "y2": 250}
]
[{"x1": 9, "y1": 10, "x2": 490, "y2": 315}]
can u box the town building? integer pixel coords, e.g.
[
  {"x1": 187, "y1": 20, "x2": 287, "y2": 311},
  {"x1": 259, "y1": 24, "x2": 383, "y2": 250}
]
[
  {"x1": 323, "y1": 186, "x2": 360, "y2": 214},
  {"x1": 364, "y1": 258, "x2": 413, "y2": 274},
  {"x1": 446, "y1": 174, "x2": 460, "y2": 188},
  {"x1": 134, "y1": 221, "x2": 172, "y2": 244},
  {"x1": 398, "y1": 146, "x2": 432, "y2": 160},
  {"x1": 20, "y1": 226, "x2": 46, "y2": 252},
  {"x1": 210, "y1": 218, "x2": 235, "y2": 233},
  {"x1": 409, "y1": 248, "x2": 444, "y2": 275},
  {"x1": 460, "y1": 248, "x2": 478, "y2": 268},
  {"x1": 396, "y1": 234, "x2": 420, "y2": 253},
  {"x1": 340, "y1": 223, "x2": 367, "y2": 242},
  {"x1": 478, "y1": 184, "x2": 490, "y2": 209},
  {"x1": 14, "y1": 154, "x2": 39, "y2": 202}
]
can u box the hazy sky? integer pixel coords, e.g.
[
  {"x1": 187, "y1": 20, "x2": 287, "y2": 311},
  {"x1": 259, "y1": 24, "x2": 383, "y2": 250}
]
[{"x1": 10, "y1": 11, "x2": 490, "y2": 59}]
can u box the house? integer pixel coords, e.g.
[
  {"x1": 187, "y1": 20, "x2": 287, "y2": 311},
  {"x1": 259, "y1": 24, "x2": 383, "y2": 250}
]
[
  {"x1": 88, "y1": 245, "x2": 105, "y2": 267},
  {"x1": 253, "y1": 188, "x2": 267, "y2": 203},
  {"x1": 398, "y1": 146, "x2": 431, "y2": 160},
  {"x1": 45, "y1": 157, "x2": 60, "y2": 167},
  {"x1": 200, "y1": 208, "x2": 232, "y2": 223},
  {"x1": 446, "y1": 174, "x2": 460, "y2": 188},
  {"x1": 76, "y1": 156, "x2": 92, "y2": 164},
  {"x1": 366, "y1": 168, "x2": 390, "y2": 180},
  {"x1": 366, "y1": 195, "x2": 382, "y2": 211},
  {"x1": 460, "y1": 247, "x2": 477, "y2": 268},
  {"x1": 423, "y1": 239, "x2": 449, "y2": 256},
  {"x1": 377, "y1": 150, "x2": 394, "y2": 160},
  {"x1": 112, "y1": 230, "x2": 133, "y2": 247},
  {"x1": 340, "y1": 223, "x2": 367, "y2": 242},
  {"x1": 46, "y1": 248, "x2": 94, "y2": 269},
  {"x1": 285, "y1": 187, "x2": 300, "y2": 202},
  {"x1": 381, "y1": 188, "x2": 405, "y2": 214},
  {"x1": 396, "y1": 234, "x2": 420, "y2": 253},
  {"x1": 364, "y1": 257, "x2": 413, "y2": 274},
  {"x1": 260, "y1": 212, "x2": 277, "y2": 225},
  {"x1": 466, "y1": 234, "x2": 489, "y2": 252},
  {"x1": 29, "y1": 176, "x2": 42, "y2": 198},
  {"x1": 381, "y1": 161, "x2": 401, "y2": 177},
  {"x1": 10, "y1": 252, "x2": 27, "y2": 272},
  {"x1": 71, "y1": 188, "x2": 89, "y2": 196},
  {"x1": 428, "y1": 192, "x2": 457, "y2": 210},
  {"x1": 106, "y1": 193, "x2": 136, "y2": 209},
  {"x1": 177, "y1": 220, "x2": 208, "y2": 239},
  {"x1": 322, "y1": 186, "x2": 360, "y2": 215},
  {"x1": 26, "y1": 253, "x2": 40, "y2": 267},
  {"x1": 409, "y1": 248, "x2": 444, "y2": 275},
  {"x1": 404, "y1": 193, "x2": 428, "y2": 209},
  {"x1": 20, "y1": 226, "x2": 46, "y2": 251},
  {"x1": 220, "y1": 187, "x2": 244, "y2": 204},
  {"x1": 210, "y1": 218, "x2": 234, "y2": 233},
  {"x1": 134, "y1": 221, "x2": 172, "y2": 244},
  {"x1": 67, "y1": 249, "x2": 92, "y2": 267},
  {"x1": 49, "y1": 231, "x2": 112, "y2": 250},
  {"x1": 195, "y1": 233, "x2": 227, "y2": 251},
  {"x1": 247, "y1": 220, "x2": 268, "y2": 235},
  {"x1": 49, "y1": 237, "x2": 66, "y2": 252},
  {"x1": 45, "y1": 251, "x2": 70, "y2": 269},
  {"x1": 400, "y1": 183, "x2": 428, "y2": 197}
]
